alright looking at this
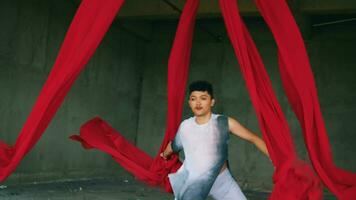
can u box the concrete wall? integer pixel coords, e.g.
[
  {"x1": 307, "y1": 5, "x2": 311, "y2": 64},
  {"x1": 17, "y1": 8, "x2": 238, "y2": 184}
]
[
  {"x1": 1, "y1": 0, "x2": 355, "y2": 193},
  {"x1": 0, "y1": 0, "x2": 148, "y2": 184},
  {"x1": 136, "y1": 18, "x2": 356, "y2": 191}
]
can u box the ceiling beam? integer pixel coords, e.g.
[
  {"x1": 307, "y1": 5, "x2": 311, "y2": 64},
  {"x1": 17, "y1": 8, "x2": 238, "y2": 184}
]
[
  {"x1": 117, "y1": 0, "x2": 258, "y2": 19},
  {"x1": 117, "y1": 0, "x2": 356, "y2": 19},
  {"x1": 301, "y1": 0, "x2": 356, "y2": 14}
]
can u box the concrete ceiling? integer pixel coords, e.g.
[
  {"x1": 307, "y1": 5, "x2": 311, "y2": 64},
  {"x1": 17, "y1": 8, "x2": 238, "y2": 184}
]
[
  {"x1": 116, "y1": 0, "x2": 356, "y2": 19},
  {"x1": 70, "y1": 0, "x2": 355, "y2": 41}
]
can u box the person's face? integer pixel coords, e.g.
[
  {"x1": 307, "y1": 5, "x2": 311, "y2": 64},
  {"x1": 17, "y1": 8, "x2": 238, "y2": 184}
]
[{"x1": 188, "y1": 91, "x2": 215, "y2": 117}]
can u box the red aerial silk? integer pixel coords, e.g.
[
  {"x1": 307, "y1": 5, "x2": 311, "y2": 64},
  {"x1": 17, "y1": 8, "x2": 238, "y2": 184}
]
[
  {"x1": 253, "y1": 1, "x2": 356, "y2": 199},
  {"x1": 1, "y1": 0, "x2": 355, "y2": 199},
  {"x1": 0, "y1": 0, "x2": 125, "y2": 180},
  {"x1": 71, "y1": 0, "x2": 200, "y2": 192},
  {"x1": 219, "y1": 0, "x2": 322, "y2": 199}
]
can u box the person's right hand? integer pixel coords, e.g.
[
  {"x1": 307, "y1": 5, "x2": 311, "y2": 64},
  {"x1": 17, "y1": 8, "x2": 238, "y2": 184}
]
[{"x1": 160, "y1": 151, "x2": 170, "y2": 160}]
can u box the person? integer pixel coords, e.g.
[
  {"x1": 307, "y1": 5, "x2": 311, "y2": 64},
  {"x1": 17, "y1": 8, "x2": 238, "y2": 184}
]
[{"x1": 160, "y1": 80, "x2": 270, "y2": 200}]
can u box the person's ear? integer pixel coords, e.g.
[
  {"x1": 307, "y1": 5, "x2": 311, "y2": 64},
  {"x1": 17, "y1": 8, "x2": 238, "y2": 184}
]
[{"x1": 211, "y1": 99, "x2": 215, "y2": 107}]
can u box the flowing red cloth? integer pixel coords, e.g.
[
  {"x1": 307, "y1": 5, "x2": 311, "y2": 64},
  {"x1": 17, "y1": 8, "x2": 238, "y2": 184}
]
[
  {"x1": 254, "y1": 1, "x2": 356, "y2": 199},
  {"x1": 0, "y1": 0, "x2": 125, "y2": 181},
  {"x1": 219, "y1": 0, "x2": 322, "y2": 199},
  {"x1": 1, "y1": 0, "x2": 354, "y2": 199},
  {"x1": 71, "y1": 0, "x2": 199, "y2": 192}
]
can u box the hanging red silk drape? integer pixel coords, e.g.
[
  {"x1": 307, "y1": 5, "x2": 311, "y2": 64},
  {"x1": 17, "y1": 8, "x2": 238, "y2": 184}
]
[
  {"x1": 71, "y1": 0, "x2": 199, "y2": 192},
  {"x1": 1, "y1": 0, "x2": 354, "y2": 199},
  {"x1": 0, "y1": 0, "x2": 125, "y2": 181},
  {"x1": 220, "y1": 0, "x2": 356, "y2": 198},
  {"x1": 219, "y1": 0, "x2": 322, "y2": 199},
  {"x1": 253, "y1": 1, "x2": 356, "y2": 199}
]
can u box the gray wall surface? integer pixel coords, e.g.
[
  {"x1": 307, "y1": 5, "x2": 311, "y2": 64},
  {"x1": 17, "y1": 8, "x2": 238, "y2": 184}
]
[
  {"x1": 0, "y1": 0, "x2": 148, "y2": 184},
  {"x1": 136, "y1": 18, "x2": 356, "y2": 191},
  {"x1": 0, "y1": 0, "x2": 355, "y2": 194}
]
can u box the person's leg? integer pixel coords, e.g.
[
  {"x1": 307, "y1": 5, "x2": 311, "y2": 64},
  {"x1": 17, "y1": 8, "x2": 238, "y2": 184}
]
[{"x1": 208, "y1": 169, "x2": 247, "y2": 200}]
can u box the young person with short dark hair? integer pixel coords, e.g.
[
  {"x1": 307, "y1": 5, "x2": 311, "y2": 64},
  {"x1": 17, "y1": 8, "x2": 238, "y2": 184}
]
[{"x1": 161, "y1": 80, "x2": 270, "y2": 200}]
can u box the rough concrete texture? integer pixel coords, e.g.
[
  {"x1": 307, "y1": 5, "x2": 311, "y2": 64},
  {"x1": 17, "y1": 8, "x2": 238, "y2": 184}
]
[
  {"x1": 136, "y1": 18, "x2": 356, "y2": 193},
  {"x1": 0, "y1": 0, "x2": 355, "y2": 198},
  {"x1": 0, "y1": 178, "x2": 337, "y2": 200},
  {"x1": 0, "y1": 0, "x2": 147, "y2": 184}
]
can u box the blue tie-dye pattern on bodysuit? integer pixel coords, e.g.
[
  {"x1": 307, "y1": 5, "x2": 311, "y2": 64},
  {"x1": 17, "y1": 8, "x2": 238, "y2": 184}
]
[{"x1": 169, "y1": 114, "x2": 229, "y2": 200}]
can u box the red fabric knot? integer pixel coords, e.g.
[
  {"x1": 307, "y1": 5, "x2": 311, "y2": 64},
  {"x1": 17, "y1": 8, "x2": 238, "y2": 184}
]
[{"x1": 149, "y1": 154, "x2": 182, "y2": 193}]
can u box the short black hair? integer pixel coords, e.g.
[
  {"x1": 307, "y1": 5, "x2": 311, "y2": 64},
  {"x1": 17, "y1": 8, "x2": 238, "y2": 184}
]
[{"x1": 188, "y1": 80, "x2": 214, "y2": 99}]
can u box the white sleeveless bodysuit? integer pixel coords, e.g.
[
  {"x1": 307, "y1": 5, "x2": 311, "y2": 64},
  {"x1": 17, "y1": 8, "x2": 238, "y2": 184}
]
[{"x1": 168, "y1": 114, "x2": 229, "y2": 200}]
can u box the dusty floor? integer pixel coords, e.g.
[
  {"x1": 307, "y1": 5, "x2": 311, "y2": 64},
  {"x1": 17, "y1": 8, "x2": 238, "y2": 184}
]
[{"x1": 0, "y1": 178, "x2": 336, "y2": 200}]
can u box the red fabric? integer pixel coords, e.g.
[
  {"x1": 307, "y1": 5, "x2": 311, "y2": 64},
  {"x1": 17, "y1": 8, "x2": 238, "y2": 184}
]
[
  {"x1": 1, "y1": 0, "x2": 354, "y2": 199},
  {"x1": 253, "y1": 1, "x2": 356, "y2": 199},
  {"x1": 219, "y1": 0, "x2": 322, "y2": 199},
  {"x1": 71, "y1": 0, "x2": 199, "y2": 192},
  {"x1": 70, "y1": 118, "x2": 163, "y2": 185},
  {"x1": 0, "y1": 0, "x2": 125, "y2": 181},
  {"x1": 220, "y1": 0, "x2": 356, "y2": 199}
]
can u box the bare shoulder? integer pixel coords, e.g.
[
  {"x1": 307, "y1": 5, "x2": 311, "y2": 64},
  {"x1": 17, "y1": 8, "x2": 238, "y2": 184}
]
[
  {"x1": 227, "y1": 116, "x2": 260, "y2": 142},
  {"x1": 227, "y1": 116, "x2": 241, "y2": 131}
]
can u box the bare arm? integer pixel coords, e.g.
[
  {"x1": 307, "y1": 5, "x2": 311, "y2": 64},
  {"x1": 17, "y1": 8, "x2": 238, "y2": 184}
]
[
  {"x1": 161, "y1": 126, "x2": 183, "y2": 160},
  {"x1": 228, "y1": 117, "x2": 270, "y2": 158}
]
